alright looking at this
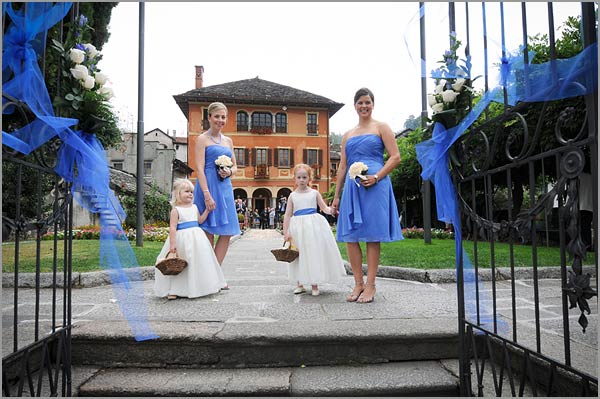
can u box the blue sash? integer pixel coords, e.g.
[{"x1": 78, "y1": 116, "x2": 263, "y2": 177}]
[
  {"x1": 177, "y1": 221, "x2": 200, "y2": 230},
  {"x1": 294, "y1": 208, "x2": 317, "y2": 216}
]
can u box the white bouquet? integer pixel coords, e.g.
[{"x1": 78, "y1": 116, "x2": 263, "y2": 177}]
[
  {"x1": 348, "y1": 161, "x2": 368, "y2": 188},
  {"x1": 215, "y1": 155, "x2": 233, "y2": 181}
]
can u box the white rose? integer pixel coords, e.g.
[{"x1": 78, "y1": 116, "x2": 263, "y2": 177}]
[
  {"x1": 94, "y1": 72, "x2": 109, "y2": 86},
  {"x1": 70, "y1": 64, "x2": 89, "y2": 80},
  {"x1": 442, "y1": 89, "x2": 459, "y2": 104},
  {"x1": 69, "y1": 48, "x2": 85, "y2": 64},
  {"x1": 348, "y1": 161, "x2": 368, "y2": 180},
  {"x1": 98, "y1": 86, "x2": 114, "y2": 99},
  {"x1": 432, "y1": 103, "x2": 444, "y2": 114},
  {"x1": 451, "y1": 78, "x2": 466, "y2": 92},
  {"x1": 83, "y1": 43, "x2": 98, "y2": 59},
  {"x1": 427, "y1": 94, "x2": 438, "y2": 107},
  {"x1": 82, "y1": 75, "x2": 95, "y2": 89},
  {"x1": 435, "y1": 83, "x2": 446, "y2": 95}
]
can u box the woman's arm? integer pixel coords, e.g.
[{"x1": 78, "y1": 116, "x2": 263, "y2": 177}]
[
  {"x1": 169, "y1": 208, "x2": 179, "y2": 253},
  {"x1": 218, "y1": 136, "x2": 237, "y2": 179},
  {"x1": 331, "y1": 133, "x2": 349, "y2": 211},
  {"x1": 194, "y1": 136, "x2": 215, "y2": 210},
  {"x1": 374, "y1": 121, "x2": 401, "y2": 180}
]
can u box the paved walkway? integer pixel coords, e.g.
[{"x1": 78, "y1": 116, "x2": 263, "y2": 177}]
[{"x1": 3, "y1": 228, "x2": 597, "y2": 379}]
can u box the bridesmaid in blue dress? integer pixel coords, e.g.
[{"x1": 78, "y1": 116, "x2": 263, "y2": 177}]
[
  {"x1": 331, "y1": 88, "x2": 403, "y2": 303},
  {"x1": 194, "y1": 102, "x2": 240, "y2": 288}
]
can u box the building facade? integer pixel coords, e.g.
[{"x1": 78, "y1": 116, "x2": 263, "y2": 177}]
[
  {"x1": 105, "y1": 128, "x2": 193, "y2": 196},
  {"x1": 174, "y1": 66, "x2": 344, "y2": 213}
]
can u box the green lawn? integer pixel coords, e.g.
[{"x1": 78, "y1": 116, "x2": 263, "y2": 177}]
[
  {"x1": 337, "y1": 239, "x2": 596, "y2": 269},
  {"x1": 2, "y1": 238, "x2": 595, "y2": 273},
  {"x1": 2, "y1": 240, "x2": 164, "y2": 273}
]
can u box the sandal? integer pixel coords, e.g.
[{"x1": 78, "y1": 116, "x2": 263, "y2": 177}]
[
  {"x1": 346, "y1": 282, "x2": 365, "y2": 302},
  {"x1": 167, "y1": 294, "x2": 177, "y2": 300},
  {"x1": 357, "y1": 284, "x2": 376, "y2": 303}
]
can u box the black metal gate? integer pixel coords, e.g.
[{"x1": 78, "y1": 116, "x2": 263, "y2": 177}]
[
  {"x1": 423, "y1": 2, "x2": 598, "y2": 396},
  {"x1": 2, "y1": 5, "x2": 75, "y2": 397}
]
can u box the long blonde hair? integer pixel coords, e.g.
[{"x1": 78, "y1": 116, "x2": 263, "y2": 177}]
[{"x1": 171, "y1": 179, "x2": 194, "y2": 206}]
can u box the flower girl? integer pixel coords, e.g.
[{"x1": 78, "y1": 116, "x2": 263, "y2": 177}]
[
  {"x1": 154, "y1": 179, "x2": 227, "y2": 299},
  {"x1": 282, "y1": 164, "x2": 347, "y2": 296}
]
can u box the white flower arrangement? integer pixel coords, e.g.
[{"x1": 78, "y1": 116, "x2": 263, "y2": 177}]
[
  {"x1": 348, "y1": 161, "x2": 368, "y2": 188},
  {"x1": 427, "y1": 33, "x2": 477, "y2": 128},
  {"x1": 51, "y1": 13, "x2": 119, "y2": 137},
  {"x1": 215, "y1": 155, "x2": 233, "y2": 181}
]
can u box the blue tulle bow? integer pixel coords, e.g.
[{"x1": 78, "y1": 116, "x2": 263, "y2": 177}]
[{"x1": 2, "y1": 2, "x2": 158, "y2": 341}]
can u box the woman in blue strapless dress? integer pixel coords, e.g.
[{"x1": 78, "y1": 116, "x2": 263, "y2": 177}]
[
  {"x1": 194, "y1": 103, "x2": 240, "y2": 287},
  {"x1": 331, "y1": 88, "x2": 403, "y2": 303}
]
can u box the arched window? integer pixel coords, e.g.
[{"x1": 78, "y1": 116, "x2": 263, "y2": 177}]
[
  {"x1": 251, "y1": 112, "x2": 273, "y2": 134},
  {"x1": 275, "y1": 112, "x2": 287, "y2": 133},
  {"x1": 236, "y1": 111, "x2": 248, "y2": 132}
]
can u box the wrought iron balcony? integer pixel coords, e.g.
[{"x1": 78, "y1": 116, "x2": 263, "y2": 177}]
[{"x1": 254, "y1": 164, "x2": 269, "y2": 179}]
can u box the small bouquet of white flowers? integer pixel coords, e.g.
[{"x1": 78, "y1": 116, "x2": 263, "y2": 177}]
[
  {"x1": 348, "y1": 161, "x2": 368, "y2": 188},
  {"x1": 215, "y1": 155, "x2": 233, "y2": 181}
]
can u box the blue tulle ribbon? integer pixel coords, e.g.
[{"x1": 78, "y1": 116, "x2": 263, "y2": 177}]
[
  {"x1": 417, "y1": 36, "x2": 597, "y2": 330},
  {"x1": 2, "y1": 2, "x2": 158, "y2": 341},
  {"x1": 293, "y1": 208, "x2": 317, "y2": 216}
]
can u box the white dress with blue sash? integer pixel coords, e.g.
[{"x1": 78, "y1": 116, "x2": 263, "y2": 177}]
[
  {"x1": 287, "y1": 190, "x2": 347, "y2": 286},
  {"x1": 154, "y1": 205, "x2": 226, "y2": 298}
]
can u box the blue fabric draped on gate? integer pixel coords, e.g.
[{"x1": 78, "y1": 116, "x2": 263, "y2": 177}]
[
  {"x1": 416, "y1": 23, "x2": 597, "y2": 329},
  {"x1": 2, "y1": 2, "x2": 158, "y2": 341}
]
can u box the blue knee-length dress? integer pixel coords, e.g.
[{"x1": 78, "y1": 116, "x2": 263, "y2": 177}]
[
  {"x1": 194, "y1": 145, "x2": 241, "y2": 236},
  {"x1": 336, "y1": 134, "x2": 403, "y2": 243}
]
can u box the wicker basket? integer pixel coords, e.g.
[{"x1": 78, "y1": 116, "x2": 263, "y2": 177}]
[
  {"x1": 271, "y1": 240, "x2": 299, "y2": 263},
  {"x1": 155, "y1": 251, "x2": 188, "y2": 276}
]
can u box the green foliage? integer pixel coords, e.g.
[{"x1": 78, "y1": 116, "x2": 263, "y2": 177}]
[
  {"x1": 390, "y1": 127, "x2": 425, "y2": 200},
  {"x1": 44, "y1": 4, "x2": 121, "y2": 149},
  {"x1": 121, "y1": 185, "x2": 171, "y2": 228}
]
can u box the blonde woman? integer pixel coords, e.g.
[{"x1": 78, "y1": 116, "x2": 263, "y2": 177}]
[{"x1": 194, "y1": 102, "x2": 240, "y2": 288}]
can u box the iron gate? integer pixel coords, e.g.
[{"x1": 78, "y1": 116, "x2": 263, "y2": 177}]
[
  {"x1": 2, "y1": 5, "x2": 75, "y2": 397},
  {"x1": 421, "y1": 2, "x2": 598, "y2": 396}
]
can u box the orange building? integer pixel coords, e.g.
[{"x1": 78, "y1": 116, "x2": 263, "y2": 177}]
[{"x1": 173, "y1": 66, "x2": 344, "y2": 213}]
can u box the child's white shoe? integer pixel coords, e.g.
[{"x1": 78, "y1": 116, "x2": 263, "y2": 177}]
[
  {"x1": 293, "y1": 286, "x2": 306, "y2": 294},
  {"x1": 311, "y1": 288, "x2": 320, "y2": 296}
]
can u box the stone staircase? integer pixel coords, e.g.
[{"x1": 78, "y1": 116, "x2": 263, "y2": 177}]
[{"x1": 73, "y1": 319, "x2": 462, "y2": 396}]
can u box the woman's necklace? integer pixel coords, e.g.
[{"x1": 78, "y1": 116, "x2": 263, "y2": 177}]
[{"x1": 206, "y1": 130, "x2": 222, "y2": 144}]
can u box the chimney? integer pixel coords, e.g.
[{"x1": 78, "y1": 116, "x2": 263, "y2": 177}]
[{"x1": 195, "y1": 65, "x2": 204, "y2": 89}]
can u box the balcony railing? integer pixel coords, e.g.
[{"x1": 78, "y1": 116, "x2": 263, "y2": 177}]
[
  {"x1": 237, "y1": 123, "x2": 248, "y2": 132},
  {"x1": 250, "y1": 126, "x2": 273, "y2": 134},
  {"x1": 275, "y1": 124, "x2": 287, "y2": 133},
  {"x1": 311, "y1": 165, "x2": 321, "y2": 179},
  {"x1": 307, "y1": 123, "x2": 318, "y2": 135},
  {"x1": 254, "y1": 164, "x2": 269, "y2": 179}
]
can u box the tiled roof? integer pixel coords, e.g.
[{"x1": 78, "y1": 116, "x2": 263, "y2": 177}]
[
  {"x1": 173, "y1": 77, "x2": 344, "y2": 119},
  {"x1": 109, "y1": 168, "x2": 152, "y2": 194}
]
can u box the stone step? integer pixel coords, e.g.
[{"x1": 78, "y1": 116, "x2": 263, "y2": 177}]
[
  {"x1": 71, "y1": 319, "x2": 460, "y2": 369},
  {"x1": 77, "y1": 361, "x2": 460, "y2": 397}
]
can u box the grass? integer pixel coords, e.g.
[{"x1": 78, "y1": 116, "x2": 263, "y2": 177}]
[
  {"x1": 337, "y1": 239, "x2": 596, "y2": 269},
  {"x1": 2, "y1": 238, "x2": 595, "y2": 273},
  {"x1": 2, "y1": 240, "x2": 164, "y2": 273}
]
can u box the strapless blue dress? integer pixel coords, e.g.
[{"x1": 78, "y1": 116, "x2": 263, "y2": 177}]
[
  {"x1": 194, "y1": 145, "x2": 241, "y2": 236},
  {"x1": 336, "y1": 134, "x2": 403, "y2": 242}
]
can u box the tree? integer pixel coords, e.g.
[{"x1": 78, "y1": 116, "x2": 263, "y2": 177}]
[{"x1": 403, "y1": 115, "x2": 421, "y2": 131}]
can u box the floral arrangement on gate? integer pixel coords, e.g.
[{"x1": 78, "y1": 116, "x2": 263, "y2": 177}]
[
  {"x1": 51, "y1": 14, "x2": 118, "y2": 137},
  {"x1": 427, "y1": 32, "x2": 477, "y2": 129},
  {"x1": 348, "y1": 161, "x2": 368, "y2": 188},
  {"x1": 215, "y1": 154, "x2": 233, "y2": 181}
]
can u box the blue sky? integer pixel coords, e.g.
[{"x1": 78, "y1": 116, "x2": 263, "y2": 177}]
[{"x1": 99, "y1": 2, "x2": 583, "y2": 137}]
